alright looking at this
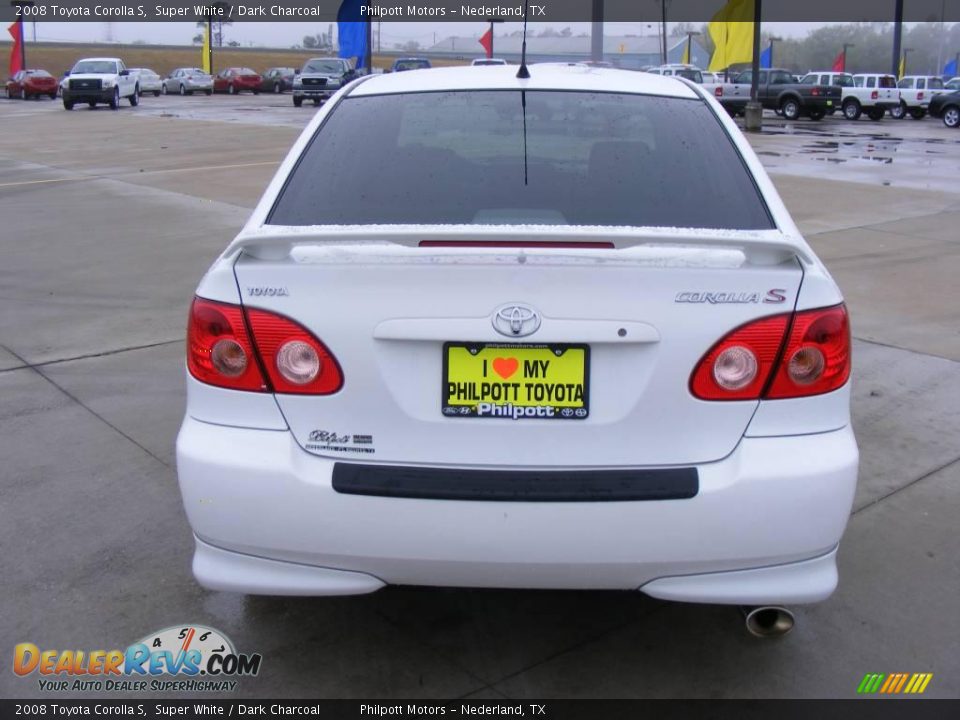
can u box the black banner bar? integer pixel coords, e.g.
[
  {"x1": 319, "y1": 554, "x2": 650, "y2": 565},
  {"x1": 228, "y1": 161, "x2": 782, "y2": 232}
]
[
  {"x1": 4, "y1": 0, "x2": 960, "y2": 23},
  {"x1": 2, "y1": 700, "x2": 960, "y2": 720}
]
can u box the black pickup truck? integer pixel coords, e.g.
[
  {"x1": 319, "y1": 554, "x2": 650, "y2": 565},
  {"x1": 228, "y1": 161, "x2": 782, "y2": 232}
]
[{"x1": 706, "y1": 68, "x2": 842, "y2": 120}]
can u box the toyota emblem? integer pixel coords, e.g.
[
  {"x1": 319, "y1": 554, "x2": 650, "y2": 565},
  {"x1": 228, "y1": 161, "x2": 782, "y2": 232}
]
[{"x1": 492, "y1": 304, "x2": 542, "y2": 338}]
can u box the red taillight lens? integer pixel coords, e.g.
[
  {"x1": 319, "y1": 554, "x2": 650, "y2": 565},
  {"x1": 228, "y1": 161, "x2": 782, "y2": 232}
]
[
  {"x1": 245, "y1": 308, "x2": 343, "y2": 395},
  {"x1": 765, "y1": 305, "x2": 850, "y2": 398},
  {"x1": 187, "y1": 298, "x2": 343, "y2": 395},
  {"x1": 187, "y1": 298, "x2": 267, "y2": 392},
  {"x1": 690, "y1": 314, "x2": 790, "y2": 400},
  {"x1": 714, "y1": 86, "x2": 723, "y2": 98},
  {"x1": 918, "y1": 91, "x2": 924, "y2": 100},
  {"x1": 871, "y1": 90, "x2": 879, "y2": 99},
  {"x1": 690, "y1": 304, "x2": 851, "y2": 401},
  {"x1": 811, "y1": 88, "x2": 821, "y2": 96}
]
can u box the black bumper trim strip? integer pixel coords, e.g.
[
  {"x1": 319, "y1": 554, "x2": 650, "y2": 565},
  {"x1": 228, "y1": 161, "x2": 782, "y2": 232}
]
[{"x1": 332, "y1": 463, "x2": 698, "y2": 502}]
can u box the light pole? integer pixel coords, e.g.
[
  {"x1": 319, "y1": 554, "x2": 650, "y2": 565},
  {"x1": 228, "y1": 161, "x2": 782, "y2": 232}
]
[
  {"x1": 745, "y1": 0, "x2": 763, "y2": 132},
  {"x1": 660, "y1": 0, "x2": 668, "y2": 65},
  {"x1": 842, "y1": 43, "x2": 855, "y2": 72}
]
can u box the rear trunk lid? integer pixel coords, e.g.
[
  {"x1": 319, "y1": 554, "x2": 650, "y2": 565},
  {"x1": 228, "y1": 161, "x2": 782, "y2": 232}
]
[{"x1": 231, "y1": 231, "x2": 804, "y2": 468}]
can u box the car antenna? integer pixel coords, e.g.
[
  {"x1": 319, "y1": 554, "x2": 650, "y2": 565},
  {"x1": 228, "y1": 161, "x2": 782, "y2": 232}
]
[{"x1": 516, "y1": 0, "x2": 531, "y2": 79}]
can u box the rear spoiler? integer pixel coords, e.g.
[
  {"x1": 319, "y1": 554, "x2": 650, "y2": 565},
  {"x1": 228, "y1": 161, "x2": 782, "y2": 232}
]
[{"x1": 224, "y1": 225, "x2": 813, "y2": 266}]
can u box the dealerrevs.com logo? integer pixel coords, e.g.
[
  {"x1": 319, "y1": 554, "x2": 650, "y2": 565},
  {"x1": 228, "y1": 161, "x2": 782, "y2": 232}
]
[{"x1": 13, "y1": 625, "x2": 261, "y2": 693}]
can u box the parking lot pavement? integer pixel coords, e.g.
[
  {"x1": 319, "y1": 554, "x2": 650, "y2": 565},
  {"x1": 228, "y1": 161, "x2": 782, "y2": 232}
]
[{"x1": 1, "y1": 96, "x2": 958, "y2": 699}]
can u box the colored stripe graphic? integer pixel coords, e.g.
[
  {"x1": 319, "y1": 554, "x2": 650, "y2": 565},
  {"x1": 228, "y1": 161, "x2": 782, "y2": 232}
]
[{"x1": 857, "y1": 672, "x2": 932, "y2": 694}]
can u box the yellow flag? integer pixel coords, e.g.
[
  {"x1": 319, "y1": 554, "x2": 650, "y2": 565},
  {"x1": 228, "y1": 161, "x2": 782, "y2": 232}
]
[
  {"x1": 898, "y1": 54, "x2": 905, "y2": 78},
  {"x1": 681, "y1": 41, "x2": 691, "y2": 65},
  {"x1": 708, "y1": 0, "x2": 755, "y2": 73},
  {"x1": 201, "y1": 23, "x2": 211, "y2": 74}
]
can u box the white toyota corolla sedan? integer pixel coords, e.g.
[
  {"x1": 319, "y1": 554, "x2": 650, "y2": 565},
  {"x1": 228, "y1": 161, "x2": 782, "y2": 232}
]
[{"x1": 177, "y1": 65, "x2": 858, "y2": 627}]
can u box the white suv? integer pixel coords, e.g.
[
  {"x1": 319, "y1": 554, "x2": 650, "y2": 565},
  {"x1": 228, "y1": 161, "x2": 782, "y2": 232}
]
[
  {"x1": 892, "y1": 75, "x2": 947, "y2": 119},
  {"x1": 61, "y1": 57, "x2": 139, "y2": 110}
]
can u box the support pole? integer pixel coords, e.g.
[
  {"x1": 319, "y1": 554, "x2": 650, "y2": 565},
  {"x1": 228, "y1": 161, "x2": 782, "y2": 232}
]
[
  {"x1": 744, "y1": 0, "x2": 763, "y2": 132},
  {"x1": 892, "y1": 0, "x2": 904, "y2": 77},
  {"x1": 591, "y1": 0, "x2": 603, "y2": 62}
]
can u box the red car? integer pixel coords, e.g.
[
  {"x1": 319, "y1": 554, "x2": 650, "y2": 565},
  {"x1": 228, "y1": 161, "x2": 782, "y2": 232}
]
[
  {"x1": 5, "y1": 69, "x2": 58, "y2": 99},
  {"x1": 213, "y1": 67, "x2": 262, "y2": 95}
]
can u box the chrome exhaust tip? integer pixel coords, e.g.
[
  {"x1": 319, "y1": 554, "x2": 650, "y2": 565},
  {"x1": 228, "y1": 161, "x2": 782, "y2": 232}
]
[{"x1": 741, "y1": 606, "x2": 795, "y2": 638}]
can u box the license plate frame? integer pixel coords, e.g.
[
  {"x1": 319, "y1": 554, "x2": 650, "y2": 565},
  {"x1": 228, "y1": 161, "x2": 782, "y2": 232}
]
[{"x1": 442, "y1": 342, "x2": 590, "y2": 420}]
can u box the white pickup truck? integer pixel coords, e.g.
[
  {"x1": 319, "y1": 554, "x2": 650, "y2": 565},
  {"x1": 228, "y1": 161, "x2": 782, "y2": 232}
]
[
  {"x1": 61, "y1": 57, "x2": 139, "y2": 111},
  {"x1": 892, "y1": 75, "x2": 947, "y2": 119},
  {"x1": 800, "y1": 71, "x2": 899, "y2": 120}
]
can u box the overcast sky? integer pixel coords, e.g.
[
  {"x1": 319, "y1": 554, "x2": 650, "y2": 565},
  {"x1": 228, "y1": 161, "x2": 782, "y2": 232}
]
[{"x1": 28, "y1": 21, "x2": 837, "y2": 48}]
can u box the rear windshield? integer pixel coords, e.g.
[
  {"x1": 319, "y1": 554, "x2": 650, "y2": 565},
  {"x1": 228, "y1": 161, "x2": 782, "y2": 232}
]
[
  {"x1": 674, "y1": 69, "x2": 703, "y2": 82},
  {"x1": 878, "y1": 76, "x2": 897, "y2": 88},
  {"x1": 269, "y1": 90, "x2": 773, "y2": 230},
  {"x1": 395, "y1": 60, "x2": 431, "y2": 70}
]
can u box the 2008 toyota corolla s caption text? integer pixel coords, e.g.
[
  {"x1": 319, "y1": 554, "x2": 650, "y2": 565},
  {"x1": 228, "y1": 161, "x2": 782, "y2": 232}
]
[{"x1": 175, "y1": 65, "x2": 858, "y2": 628}]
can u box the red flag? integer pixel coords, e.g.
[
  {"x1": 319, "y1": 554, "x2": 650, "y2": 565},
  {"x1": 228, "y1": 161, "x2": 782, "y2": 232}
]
[
  {"x1": 478, "y1": 28, "x2": 493, "y2": 59},
  {"x1": 831, "y1": 50, "x2": 845, "y2": 72},
  {"x1": 8, "y1": 20, "x2": 23, "y2": 76}
]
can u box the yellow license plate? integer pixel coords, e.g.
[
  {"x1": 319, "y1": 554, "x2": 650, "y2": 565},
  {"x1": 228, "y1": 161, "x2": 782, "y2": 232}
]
[{"x1": 443, "y1": 343, "x2": 589, "y2": 420}]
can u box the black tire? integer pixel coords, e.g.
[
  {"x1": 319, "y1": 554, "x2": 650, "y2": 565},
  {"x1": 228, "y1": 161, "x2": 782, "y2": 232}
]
[
  {"x1": 943, "y1": 105, "x2": 960, "y2": 128},
  {"x1": 890, "y1": 101, "x2": 906, "y2": 119},
  {"x1": 293, "y1": 96, "x2": 302, "y2": 107},
  {"x1": 205, "y1": 90, "x2": 212, "y2": 96},
  {"x1": 63, "y1": 98, "x2": 74, "y2": 110},
  {"x1": 227, "y1": 84, "x2": 235, "y2": 95},
  {"x1": 88, "y1": 101, "x2": 97, "y2": 108},
  {"x1": 842, "y1": 99, "x2": 862, "y2": 121},
  {"x1": 153, "y1": 90, "x2": 160, "y2": 97},
  {"x1": 909, "y1": 107, "x2": 926, "y2": 120},
  {"x1": 109, "y1": 88, "x2": 120, "y2": 110},
  {"x1": 49, "y1": 92, "x2": 57, "y2": 100},
  {"x1": 129, "y1": 88, "x2": 139, "y2": 106},
  {"x1": 781, "y1": 98, "x2": 801, "y2": 120},
  {"x1": 273, "y1": 82, "x2": 281, "y2": 94},
  {"x1": 867, "y1": 108, "x2": 885, "y2": 121},
  {"x1": 808, "y1": 109, "x2": 825, "y2": 121}
]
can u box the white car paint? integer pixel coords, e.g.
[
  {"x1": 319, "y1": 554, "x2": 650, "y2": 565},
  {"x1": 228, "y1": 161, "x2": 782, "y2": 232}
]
[{"x1": 176, "y1": 66, "x2": 858, "y2": 605}]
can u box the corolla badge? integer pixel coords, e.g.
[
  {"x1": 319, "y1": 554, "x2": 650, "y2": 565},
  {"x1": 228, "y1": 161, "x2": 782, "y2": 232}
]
[{"x1": 492, "y1": 304, "x2": 542, "y2": 337}]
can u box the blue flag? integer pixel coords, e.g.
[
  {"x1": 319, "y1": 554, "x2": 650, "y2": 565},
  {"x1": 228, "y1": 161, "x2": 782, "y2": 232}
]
[
  {"x1": 944, "y1": 58, "x2": 958, "y2": 77},
  {"x1": 760, "y1": 43, "x2": 772, "y2": 69},
  {"x1": 337, "y1": 0, "x2": 368, "y2": 70}
]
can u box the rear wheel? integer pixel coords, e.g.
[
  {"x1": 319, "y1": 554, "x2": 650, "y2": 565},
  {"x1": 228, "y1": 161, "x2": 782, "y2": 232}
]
[
  {"x1": 909, "y1": 107, "x2": 926, "y2": 120},
  {"x1": 153, "y1": 90, "x2": 160, "y2": 97},
  {"x1": 293, "y1": 95, "x2": 302, "y2": 107},
  {"x1": 842, "y1": 99, "x2": 861, "y2": 120},
  {"x1": 808, "y1": 109, "x2": 825, "y2": 121},
  {"x1": 781, "y1": 98, "x2": 801, "y2": 120},
  {"x1": 944, "y1": 106, "x2": 960, "y2": 128},
  {"x1": 890, "y1": 101, "x2": 906, "y2": 119},
  {"x1": 867, "y1": 107, "x2": 885, "y2": 121},
  {"x1": 62, "y1": 98, "x2": 74, "y2": 110}
]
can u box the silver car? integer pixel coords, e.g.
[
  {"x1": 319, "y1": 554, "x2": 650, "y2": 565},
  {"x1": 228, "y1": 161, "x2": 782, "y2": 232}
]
[
  {"x1": 129, "y1": 68, "x2": 162, "y2": 97},
  {"x1": 163, "y1": 68, "x2": 213, "y2": 96}
]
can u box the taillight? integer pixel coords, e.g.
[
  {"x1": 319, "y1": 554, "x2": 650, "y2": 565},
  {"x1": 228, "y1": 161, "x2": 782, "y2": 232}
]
[
  {"x1": 690, "y1": 314, "x2": 790, "y2": 400},
  {"x1": 245, "y1": 308, "x2": 343, "y2": 394},
  {"x1": 187, "y1": 297, "x2": 343, "y2": 395},
  {"x1": 690, "y1": 305, "x2": 850, "y2": 401},
  {"x1": 187, "y1": 298, "x2": 267, "y2": 392},
  {"x1": 765, "y1": 305, "x2": 850, "y2": 398},
  {"x1": 917, "y1": 91, "x2": 924, "y2": 100},
  {"x1": 811, "y1": 88, "x2": 821, "y2": 96},
  {"x1": 871, "y1": 90, "x2": 879, "y2": 99},
  {"x1": 714, "y1": 86, "x2": 723, "y2": 98}
]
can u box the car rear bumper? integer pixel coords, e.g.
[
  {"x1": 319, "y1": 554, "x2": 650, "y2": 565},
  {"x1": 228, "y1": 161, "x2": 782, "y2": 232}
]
[{"x1": 176, "y1": 418, "x2": 858, "y2": 602}]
